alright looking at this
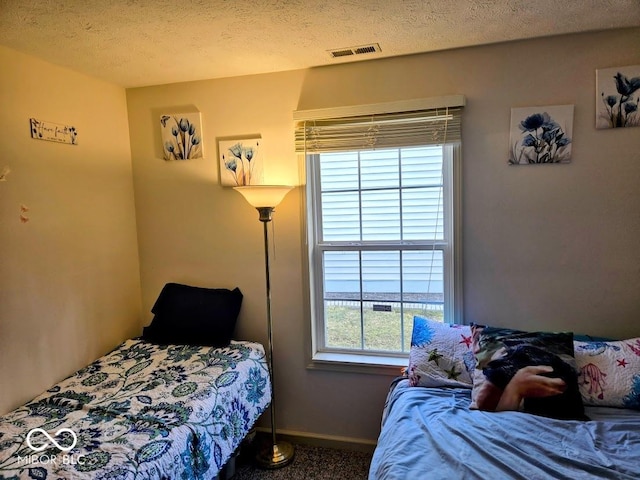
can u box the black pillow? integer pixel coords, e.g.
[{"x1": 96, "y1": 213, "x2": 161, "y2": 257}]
[
  {"x1": 470, "y1": 324, "x2": 587, "y2": 421},
  {"x1": 483, "y1": 344, "x2": 584, "y2": 420},
  {"x1": 142, "y1": 283, "x2": 243, "y2": 347}
]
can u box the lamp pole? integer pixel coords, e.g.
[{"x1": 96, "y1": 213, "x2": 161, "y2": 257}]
[
  {"x1": 233, "y1": 187, "x2": 295, "y2": 469},
  {"x1": 255, "y1": 206, "x2": 294, "y2": 469}
]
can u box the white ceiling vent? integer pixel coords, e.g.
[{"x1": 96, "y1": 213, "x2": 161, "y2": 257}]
[{"x1": 328, "y1": 43, "x2": 381, "y2": 59}]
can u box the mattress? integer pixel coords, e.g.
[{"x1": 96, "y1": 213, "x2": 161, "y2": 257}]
[
  {"x1": 369, "y1": 379, "x2": 640, "y2": 480},
  {"x1": 0, "y1": 338, "x2": 271, "y2": 479}
]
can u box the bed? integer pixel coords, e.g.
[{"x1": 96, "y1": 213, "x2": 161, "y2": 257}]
[
  {"x1": 368, "y1": 317, "x2": 640, "y2": 480},
  {"x1": 0, "y1": 283, "x2": 271, "y2": 480}
]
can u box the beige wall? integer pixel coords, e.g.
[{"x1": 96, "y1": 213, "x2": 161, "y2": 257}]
[
  {"x1": 0, "y1": 46, "x2": 142, "y2": 415},
  {"x1": 127, "y1": 28, "x2": 640, "y2": 444}
]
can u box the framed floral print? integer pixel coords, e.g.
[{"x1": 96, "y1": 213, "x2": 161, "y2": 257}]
[
  {"x1": 596, "y1": 65, "x2": 640, "y2": 129},
  {"x1": 160, "y1": 113, "x2": 203, "y2": 160},
  {"x1": 218, "y1": 136, "x2": 263, "y2": 186},
  {"x1": 508, "y1": 105, "x2": 573, "y2": 165}
]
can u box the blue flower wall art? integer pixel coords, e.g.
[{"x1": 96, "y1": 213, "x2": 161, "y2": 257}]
[
  {"x1": 508, "y1": 105, "x2": 573, "y2": 165},
  {"x1": 160, "y1": 113, "x2": 203, "y2": 160},
  {"x1": 596, "y1": 65, "x2": 640, "y2": 129},
  {"x1": 218, "y1": 136, "x2": 264, "y2": 186}
]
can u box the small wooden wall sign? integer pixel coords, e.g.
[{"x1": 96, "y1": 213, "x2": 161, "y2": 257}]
[{"x1": 30, "y1": 118, "x2": 78, "y2": 145}]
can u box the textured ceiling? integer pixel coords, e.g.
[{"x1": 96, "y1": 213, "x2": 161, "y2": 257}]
[{"x1": 1, "y1": 0, "x2": 639, "y2": 88}]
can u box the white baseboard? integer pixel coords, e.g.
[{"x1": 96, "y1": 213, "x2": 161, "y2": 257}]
[{"x1": 253, "y1": 427, "x2": 377, "y2": 453}]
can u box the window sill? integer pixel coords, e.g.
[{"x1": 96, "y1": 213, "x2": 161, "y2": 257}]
[{"x1": 307, "y1": 351, "x2": 408, "y2": 376}]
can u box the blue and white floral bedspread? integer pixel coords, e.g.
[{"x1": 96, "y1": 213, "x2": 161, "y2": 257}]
[{"x1": 0, "y1": 339, "x2": 271, "y2": 479}]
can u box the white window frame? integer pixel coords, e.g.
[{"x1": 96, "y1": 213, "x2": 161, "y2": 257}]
[
  {"x1": 303, "y1": 143, "x2": 463, "y2": 374},
  {"x1": 294, "y1": 96, "x2": 465, "y2": 374}
]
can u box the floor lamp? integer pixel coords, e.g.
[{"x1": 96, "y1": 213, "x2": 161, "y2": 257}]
[{"x1": 234, "y1": 185, "x2": 295, "y2": 469}]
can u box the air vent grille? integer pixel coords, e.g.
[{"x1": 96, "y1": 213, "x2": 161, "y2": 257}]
[
  {"x1": 328, "y1": 43, "x2": 381, "y2": 59},
  {"x1": 354, "y1": 45, "x2": 378, "y2": 55},
  {"x1": 331, "y1": 49, "x2": 355, "y2": 58}
]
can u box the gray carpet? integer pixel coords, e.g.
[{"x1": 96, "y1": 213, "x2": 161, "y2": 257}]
[{"x1": 232, "y1": 443, "x2": 373, "y2": 480}]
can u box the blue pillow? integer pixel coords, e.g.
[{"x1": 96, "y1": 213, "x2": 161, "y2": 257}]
[{"x1": 573, "y1": 334, "x2": 614, "y2": 342}]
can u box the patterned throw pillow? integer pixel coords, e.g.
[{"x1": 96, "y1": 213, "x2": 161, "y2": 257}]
[
  {"x1": 469, "y1": 324, "x2": 586, "y2": 420},
  {"x1": 407, "y1": 316, "x2": 474, "y2": 388},
  {"x1": 574, "y1": 338, "x2": 640, "y2": 409}
]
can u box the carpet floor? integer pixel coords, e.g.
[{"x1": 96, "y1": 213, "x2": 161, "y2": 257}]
[{"x1": 232, "y1": 442, "x2": 373, "y2": 480}]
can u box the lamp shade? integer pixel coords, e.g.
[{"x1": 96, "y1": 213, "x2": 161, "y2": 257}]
[{"x1": 234, "y1": 185, "x2": 293, "y2": 208}]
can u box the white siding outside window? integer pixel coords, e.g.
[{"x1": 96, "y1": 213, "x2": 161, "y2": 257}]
[{"x1": 308, "y1": 145, "x2": 456, "y2": 360}]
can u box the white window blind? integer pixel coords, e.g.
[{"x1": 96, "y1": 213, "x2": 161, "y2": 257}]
[{"x1": 294, "y1": 96, "x2": 464, "y2": 153}]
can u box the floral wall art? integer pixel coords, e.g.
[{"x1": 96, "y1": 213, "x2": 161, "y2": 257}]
[
  {"x1": 160, "y1": 113, "x2": 203, "y2": 160},
  {"x1": 596, "y1": 65, "x2": 640, "y2": 129},
  {"x1": 508, "y1": 105, "x2": 573, "y2": 165},
  {"x1": 218, "y1": 137, "x2": 263, "y2": 186}
]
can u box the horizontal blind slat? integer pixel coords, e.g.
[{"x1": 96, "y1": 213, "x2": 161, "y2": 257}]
[{"x1": 295, "y1": 107, "x2": 462, "y2": 153}]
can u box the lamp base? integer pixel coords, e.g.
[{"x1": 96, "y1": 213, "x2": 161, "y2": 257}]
[{"x1": 255, "y1": 439, "x2": 295, "y2": 469}]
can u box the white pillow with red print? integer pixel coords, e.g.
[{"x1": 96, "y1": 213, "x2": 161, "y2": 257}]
[{"x1": 574, "y1": 338, "x2": 640, "y2": 409}]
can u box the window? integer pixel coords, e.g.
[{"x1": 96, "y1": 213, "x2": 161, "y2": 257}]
[{"x1": 295, "y1": 97, "x2": 464, "y2": 367}]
